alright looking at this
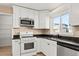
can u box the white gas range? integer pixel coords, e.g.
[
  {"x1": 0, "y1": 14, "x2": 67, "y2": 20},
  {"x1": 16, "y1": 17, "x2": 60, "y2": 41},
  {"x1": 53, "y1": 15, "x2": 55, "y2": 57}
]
[{"x1": 20, "y1": 32, "x2": 37, "y2": 56}]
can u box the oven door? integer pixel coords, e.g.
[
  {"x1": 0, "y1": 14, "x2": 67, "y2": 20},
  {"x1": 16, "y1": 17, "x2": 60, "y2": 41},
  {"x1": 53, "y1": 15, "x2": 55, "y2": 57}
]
[{"x1": 21, "y1": 38, "x2": 37, "y2": 54}]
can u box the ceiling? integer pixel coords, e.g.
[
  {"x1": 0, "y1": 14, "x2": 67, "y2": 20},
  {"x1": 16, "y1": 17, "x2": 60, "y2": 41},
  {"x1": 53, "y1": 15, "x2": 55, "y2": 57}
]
[
  {"x1": 15, "y1": 3, "x2": 62, "y2": 11},
  {"x1": 0, "y1": 3, "x2": 62, "y2": 11}
]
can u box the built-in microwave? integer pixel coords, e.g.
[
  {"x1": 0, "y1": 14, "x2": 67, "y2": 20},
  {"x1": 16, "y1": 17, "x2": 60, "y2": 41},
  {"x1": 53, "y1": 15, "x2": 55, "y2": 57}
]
[{"x1": 20, "y1": 18, "x2": 34, "y2": 27}]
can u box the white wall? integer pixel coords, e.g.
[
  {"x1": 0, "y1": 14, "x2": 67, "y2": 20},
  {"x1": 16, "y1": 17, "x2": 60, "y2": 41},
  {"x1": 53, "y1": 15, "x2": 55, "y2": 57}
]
[{"x1": 0, "y1": 15, "x2": 12, "y2": 47}]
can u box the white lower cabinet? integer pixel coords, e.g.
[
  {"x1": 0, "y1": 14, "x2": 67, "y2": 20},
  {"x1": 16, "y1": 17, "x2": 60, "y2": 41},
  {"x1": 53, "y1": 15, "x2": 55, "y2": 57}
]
[
  {"x1": 12, "y1": 39, "x2": 20, "y2": 56},
  {"x1": 37, "y1": 38, "x2": 57, "y2": 56},
  {"x1": 12, "y1": 38, "x2": 57, "y2": 56},
  {"x1": 46, "y1": 40, "x2": 57, "y2": 56},
  {"x1": 36, "y1": 38, "x2": 41, "y2": 52},
  {"x1": 40, "y1": 39, "x2": 47, "y2": 54}
]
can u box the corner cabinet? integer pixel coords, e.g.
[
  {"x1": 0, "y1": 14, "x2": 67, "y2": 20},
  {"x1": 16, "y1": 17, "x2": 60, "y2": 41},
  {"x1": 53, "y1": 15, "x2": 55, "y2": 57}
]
[
  {"x1": 70, "y1": 4, "x2": 79, "y2": 26},
  {"x1": 45, "y1": 39, "x2": 57, "y2": 56},
  {"x1": 38, "y1": 11, "x2": 50, "y2": 29},
  {"x1": 13, "y1": 6, "x2": 21, "y2": 28},
  {"x1": 38, "y1": 38, "x2": 57, "y2": 56},
  {"x1": 34, "y1": 11, "x2": 50, "y2": 29}
]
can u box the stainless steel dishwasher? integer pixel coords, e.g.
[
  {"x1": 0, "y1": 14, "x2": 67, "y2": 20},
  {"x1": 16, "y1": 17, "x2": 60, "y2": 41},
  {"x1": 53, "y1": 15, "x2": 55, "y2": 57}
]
[{"x1": 57, "y1": 42, "x2": 79, "y2": 56}]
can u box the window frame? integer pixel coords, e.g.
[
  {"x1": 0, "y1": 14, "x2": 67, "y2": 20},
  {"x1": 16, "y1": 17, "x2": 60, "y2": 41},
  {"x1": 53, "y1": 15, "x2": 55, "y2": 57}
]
[
  {"x1": 53, "y1": 16, "x2": 61, "y2": 33},
  {"x1": 53, "y1": 12, "x2": 72, "y2": 34}
]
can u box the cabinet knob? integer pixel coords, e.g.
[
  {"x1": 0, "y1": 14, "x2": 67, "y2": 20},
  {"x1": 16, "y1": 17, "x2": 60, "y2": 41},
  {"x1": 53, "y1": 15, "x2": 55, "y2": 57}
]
[{"x1": 48, "y1": 43, "x2": 50, "y2": 45}]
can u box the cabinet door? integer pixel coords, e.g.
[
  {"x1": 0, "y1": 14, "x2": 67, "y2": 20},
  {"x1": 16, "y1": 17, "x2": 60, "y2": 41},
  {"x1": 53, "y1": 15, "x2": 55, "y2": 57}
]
[
  {"x1": 12, "y1": 40, "x2": 20, "y2": 56},
  {"x1": 36, "y1": 38, "x2": 41, "y2": 52},
  {"x1": 34, "y1": 11, "x2": 39, "y2": 28},
  {"x1": 40, "y1": 38, "x2": 57, "y2": 56},
  {"x1": 21, "y1": 8, "x2": 35, "y2": 19},
  {"x1": 20, "y1": 7, "x2": 29, "y2": 18},
  {"x1": 38, "y1": 11, "x2": 49, "y2": 29},
  {"x1": 40, "y1": 39, "x2": 48, "y2": 55},
  {"x1": 13, "y1": 6, "x2": 21, "y2": 28},
  {"x1": 45, "y1": 39, "x2": 57, "y2": 56},
  {"x1": 47, "y1": 40, "x2": 57, "y2": 56},
  {"x1": 36, "y1": 38, "x2": 47, "y2": 54},
  {"x1": 45, "y1": 15, "x2": 50, "y2": 29},
  {"x1": 39, "y1": 12, "x2": 45, "y2": 28},
  {"x1": 28, "y1": 9, "x2": 34, "y2": 19}
]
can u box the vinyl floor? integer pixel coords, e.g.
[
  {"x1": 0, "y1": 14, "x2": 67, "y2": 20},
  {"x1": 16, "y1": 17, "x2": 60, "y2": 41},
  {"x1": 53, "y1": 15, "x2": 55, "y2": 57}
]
[{"x1": 0, "y1": 46, "x2": 12, "y2": 56}]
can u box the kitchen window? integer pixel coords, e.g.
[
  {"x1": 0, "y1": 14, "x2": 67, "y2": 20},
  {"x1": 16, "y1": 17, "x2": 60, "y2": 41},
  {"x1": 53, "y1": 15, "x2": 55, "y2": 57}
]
[
  {"x1": 53, "y1": 16, "x2": 60, "y2": 33},
  {"x1": 53, "y1": 13, "x2": 72, "y2": 33}
]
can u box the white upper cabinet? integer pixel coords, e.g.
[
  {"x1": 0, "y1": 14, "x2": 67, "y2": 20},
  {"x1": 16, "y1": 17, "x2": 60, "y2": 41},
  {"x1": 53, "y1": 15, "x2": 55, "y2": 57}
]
[
  {"x1": 20, "y1": 7, "x2": 29, "y2": 18},
  {"x1": 13, "y1": 5, "x2": 50, "y2": 29},
  {"x1": 70, "y1": 4, "x2": 79, "y2": 26},
  {"x1": 13, "y1": 6, "x2": 35, "y2": 28},
  {"x1": 28, "y1": 9, "x2": 35, "y2": 19},
  {"x1": 34, "y1": 11, "x2": 50, "y2": 29},
  {"x1": 37, "y1": 11, "x2": 50, "y2": 29},
  {"x1": 20, "y1": 7, "x2": 34, "y2": 19},
  {"x1": 13, "y1": 6, "x2": 21, "y2": 28},
  {"x1": 34, "y1": 11, "x2": 39, "y2": 28}
]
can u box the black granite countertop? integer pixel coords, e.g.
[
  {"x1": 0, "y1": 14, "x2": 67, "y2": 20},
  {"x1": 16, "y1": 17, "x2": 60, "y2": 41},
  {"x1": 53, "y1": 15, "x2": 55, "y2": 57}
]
[
  {"x1": 13, "y1": 35, "x2": 20, "y2": 39},
  {"x1": 33, "y1": 34, "x2": 79, "y2": 43},
  {"x1": 33, "y1": 34, "x2": 59, "y2": 38},
  {"x1": 13, "y1": 34, "x2": 79, "y2": 43},
  {"x1": 34, "y1": 34, "x2": 79, "y2": 51},
  {"x1": 34, "y1": 34, "x2": 79, "y2": 45}
]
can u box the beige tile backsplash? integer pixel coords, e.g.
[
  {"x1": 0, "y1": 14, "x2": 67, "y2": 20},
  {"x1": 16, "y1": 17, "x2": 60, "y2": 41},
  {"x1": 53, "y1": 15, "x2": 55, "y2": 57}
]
[
  {"x1": 12, "y1": 26, "x2": 79, "y2": 36},
  {"x1": 73, "y1": 27, "x2": 79, "y2": 37},
  {"x1": 12, "y1": 27, "x2": 50, "y2": 35}
]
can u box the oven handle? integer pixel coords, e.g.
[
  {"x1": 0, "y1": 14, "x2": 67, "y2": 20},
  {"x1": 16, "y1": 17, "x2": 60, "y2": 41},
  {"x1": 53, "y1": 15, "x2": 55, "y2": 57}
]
[{"x1": 21, "y1": 41, "x2": 36, "y2": 43}]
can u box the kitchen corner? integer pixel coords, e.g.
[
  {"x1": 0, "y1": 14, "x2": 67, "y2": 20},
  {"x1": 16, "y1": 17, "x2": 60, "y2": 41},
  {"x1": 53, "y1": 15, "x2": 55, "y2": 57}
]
[
  {"x1": 0, "y1": 3, "x2": 79, "y2": 56},
  {"x1": 9, "y1": 3, "x2": 79, "y2": 56}
]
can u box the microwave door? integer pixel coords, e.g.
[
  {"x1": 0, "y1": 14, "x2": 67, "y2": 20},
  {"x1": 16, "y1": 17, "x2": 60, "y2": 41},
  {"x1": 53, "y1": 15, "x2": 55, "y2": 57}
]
[{"x1": 20, "y1": 20, "x2": 31, "y2": 26}]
